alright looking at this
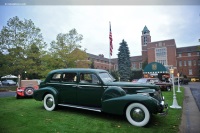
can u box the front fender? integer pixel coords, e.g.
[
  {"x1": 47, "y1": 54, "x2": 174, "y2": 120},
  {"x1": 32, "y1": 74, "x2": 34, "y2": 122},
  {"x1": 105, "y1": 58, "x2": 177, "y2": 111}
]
[
  {"x1": 102, "y1": 86, "x2": 126, "y2": 101},
  {"x1": 33, "y1": 86, "x2": 58, "y2": 104},
  {"x1": 102, "y1": 94, "x2": 159, "y2": 115}
]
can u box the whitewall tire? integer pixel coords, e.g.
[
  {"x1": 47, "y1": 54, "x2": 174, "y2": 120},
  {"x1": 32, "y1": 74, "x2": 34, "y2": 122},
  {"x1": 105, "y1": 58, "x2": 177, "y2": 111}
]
[
  {"x1": 126, "y1": 103, "x2": 150, "y2": 127},
  {"x1": 44, "y1": 94, "x2": 56, "y2": 111}
]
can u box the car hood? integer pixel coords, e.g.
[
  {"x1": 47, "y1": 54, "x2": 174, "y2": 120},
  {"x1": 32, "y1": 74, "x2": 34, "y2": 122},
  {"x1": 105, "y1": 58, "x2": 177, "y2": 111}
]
[{"x1": 105, "y1": 81, "x2": 159, "y2": 94}]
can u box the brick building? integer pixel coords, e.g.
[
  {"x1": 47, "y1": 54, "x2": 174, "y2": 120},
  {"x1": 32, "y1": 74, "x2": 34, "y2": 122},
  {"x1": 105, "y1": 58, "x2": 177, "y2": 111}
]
[
  {"x1": 176, "y1": 46, "x2": 200, "y2": 79},
  {"x1": 87, "y1": 26, "x2": 200, "y2": 80}
]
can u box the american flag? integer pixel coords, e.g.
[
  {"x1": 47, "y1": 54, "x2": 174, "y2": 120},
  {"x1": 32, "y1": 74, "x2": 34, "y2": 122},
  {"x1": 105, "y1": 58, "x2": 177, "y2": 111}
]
[{"x1": 109, "y1": 22, "x2": 113, "y2": 56}]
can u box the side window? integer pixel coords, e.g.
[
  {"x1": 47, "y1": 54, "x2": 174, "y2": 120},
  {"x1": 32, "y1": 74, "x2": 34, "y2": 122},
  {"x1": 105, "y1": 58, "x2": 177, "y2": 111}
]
[
  {"x1": 62, "y1": 73, "x2": 77, "y2": 83},
  {"x1": 50, "y1": 73, "x2": 61, "y2": 82},
  {"x1": 80, "y1": 73, "x2": 99, "y2": 84}
]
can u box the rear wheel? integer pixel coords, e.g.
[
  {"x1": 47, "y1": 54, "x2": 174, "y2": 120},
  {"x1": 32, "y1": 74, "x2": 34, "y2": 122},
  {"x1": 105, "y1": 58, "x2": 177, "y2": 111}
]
[
  {"x1": 44, "y1": 94, "x2": 56, "y2": 111},
  {"x1": 24, "y1": 87, "x2": 34, "y2": 96},
  {"x1": 126, "y1": 103, "x2": 150, "y2": 127}
]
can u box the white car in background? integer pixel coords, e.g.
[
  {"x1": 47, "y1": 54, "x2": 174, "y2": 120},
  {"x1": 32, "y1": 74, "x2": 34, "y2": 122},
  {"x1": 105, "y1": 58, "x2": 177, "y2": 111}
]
[{"x1": 2, "y1": 79, "x2": 16, "y2": 86}]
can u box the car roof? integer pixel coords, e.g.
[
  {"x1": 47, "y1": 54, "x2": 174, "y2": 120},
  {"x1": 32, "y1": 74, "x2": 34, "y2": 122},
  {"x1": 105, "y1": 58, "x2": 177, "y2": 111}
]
[{"x1": 49, "y1": 68, "x2": 108, "y2": 74}]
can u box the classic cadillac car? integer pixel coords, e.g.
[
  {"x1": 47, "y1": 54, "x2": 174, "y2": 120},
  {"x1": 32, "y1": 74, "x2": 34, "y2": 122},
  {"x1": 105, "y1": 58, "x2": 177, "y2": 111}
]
[
  {"x1": 33, "y1": 68, "x2": 168, "y2": 127},
  {"x1": 137, "y1": 78, "x2": 172, "y2": 91}
]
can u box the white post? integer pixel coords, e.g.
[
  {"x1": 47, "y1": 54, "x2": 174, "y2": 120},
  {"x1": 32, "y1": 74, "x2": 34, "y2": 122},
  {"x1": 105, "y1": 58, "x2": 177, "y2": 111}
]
[
  {"x1": 18, "y1": 75, "x2": 21, "y2": 88},
  {"x1": 170, "y1": 68, "x2": 182, "y2": 109},
  {"x1": 177, "y1": 73, "x2": 181, "y2": 92}
]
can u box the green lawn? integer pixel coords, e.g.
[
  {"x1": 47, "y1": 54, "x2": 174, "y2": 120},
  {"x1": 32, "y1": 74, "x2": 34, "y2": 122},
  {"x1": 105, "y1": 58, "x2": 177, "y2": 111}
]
[{"x1": 0, "y1": 87, "x2": 184, "y2": 133}]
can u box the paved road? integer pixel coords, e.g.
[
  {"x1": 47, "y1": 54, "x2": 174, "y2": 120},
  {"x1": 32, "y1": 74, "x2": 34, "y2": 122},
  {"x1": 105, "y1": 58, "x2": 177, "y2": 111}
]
[
  {"x1": 0, "y1": 91, "x2": 16, "y2": 98},
  {"x1": 187, "y1": 82, "x2": 200, "y2": 111},
  {"x1": 179, "y1": 82, "x2": 200, "y2": 133}
]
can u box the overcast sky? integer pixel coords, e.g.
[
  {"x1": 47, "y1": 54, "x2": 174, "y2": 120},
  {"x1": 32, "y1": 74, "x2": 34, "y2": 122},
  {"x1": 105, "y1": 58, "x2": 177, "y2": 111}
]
[{"x1": 0, "y1": 4, "x2": 200, "y2": 58}]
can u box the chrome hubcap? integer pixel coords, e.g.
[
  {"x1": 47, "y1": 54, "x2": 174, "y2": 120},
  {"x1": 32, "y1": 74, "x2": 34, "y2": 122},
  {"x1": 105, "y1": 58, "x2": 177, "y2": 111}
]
[
  {"x1": 130, "y1": 108, "x2": 145, "y2": 122},
  {"x1": 26, "y1": 89, "x2": 33, "y2": 95},
  {"x1": 46, "y1": 97, "x2": 53, "y2": 108}
]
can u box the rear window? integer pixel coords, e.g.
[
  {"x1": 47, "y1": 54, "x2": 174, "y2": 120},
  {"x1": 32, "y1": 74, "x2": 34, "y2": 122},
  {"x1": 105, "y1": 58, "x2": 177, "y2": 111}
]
[{"x1": 50, "y1": 73, "x2": 61, "y2": 82}]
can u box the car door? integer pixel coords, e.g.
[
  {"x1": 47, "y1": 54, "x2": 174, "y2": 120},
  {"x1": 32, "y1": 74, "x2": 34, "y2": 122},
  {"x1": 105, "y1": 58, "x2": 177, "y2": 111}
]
[
  {"x1": 58, "y1": 72, "x2": 77, "y2": 104},
  {"x1": 76, "y1": 72, "x2": 104, "y2": 107}
]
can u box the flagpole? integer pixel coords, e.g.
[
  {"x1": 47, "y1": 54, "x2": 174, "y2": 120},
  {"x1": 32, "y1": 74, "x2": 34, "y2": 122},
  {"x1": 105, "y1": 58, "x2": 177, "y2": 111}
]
[
  {"x1": 109, "y1": 21, "x2": 111, "y2": 73},
  {"x1": 109, "y1": 45, "x2": 111, "y2": 73}
]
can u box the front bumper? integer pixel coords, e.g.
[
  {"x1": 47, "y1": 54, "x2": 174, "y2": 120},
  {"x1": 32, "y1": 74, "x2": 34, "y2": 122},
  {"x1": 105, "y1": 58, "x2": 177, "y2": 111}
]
[{"x1": 158, "y1": 100, "x2": 168, "y2": 116}]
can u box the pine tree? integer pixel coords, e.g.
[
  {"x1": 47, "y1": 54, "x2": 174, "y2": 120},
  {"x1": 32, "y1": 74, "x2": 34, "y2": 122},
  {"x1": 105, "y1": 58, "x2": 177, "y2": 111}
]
[{"x1": 118, "y1": 39, "x2": 131, "y2": 81}]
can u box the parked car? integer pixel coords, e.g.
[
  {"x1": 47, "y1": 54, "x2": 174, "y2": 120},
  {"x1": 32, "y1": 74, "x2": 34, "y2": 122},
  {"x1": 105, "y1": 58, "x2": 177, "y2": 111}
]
[
  {"x1": 1, "y1": 79, "x2": 16, "y2": 86},
  {"x1": 16, "y1": 80, "x2": 39, "y2": 99},
  {"x1": 174, "y1": 77, "x2": 189, "y2": 85},
  {"x1": 132, "y1": 79, "x2": 138, "y2": 83},
  {"x1": 137, "y1": 78, "x2": 172, "y2": 91},
  {"x1": 33, "y1": 68, "x2": 168, "y2": 127}
]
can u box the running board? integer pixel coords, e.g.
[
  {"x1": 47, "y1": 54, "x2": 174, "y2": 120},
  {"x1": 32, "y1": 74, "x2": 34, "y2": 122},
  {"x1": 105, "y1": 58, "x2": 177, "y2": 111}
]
[{"x1": 58, "y1": 104, "x2": 101, "y2": 112}]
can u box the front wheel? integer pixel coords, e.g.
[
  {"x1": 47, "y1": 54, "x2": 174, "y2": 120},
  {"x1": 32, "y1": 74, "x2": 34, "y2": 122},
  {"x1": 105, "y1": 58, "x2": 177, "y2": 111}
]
[
  {"x1": 126, "y1": 103, "x2": 150, "y2": 127},
  {"x1": 44, "y1": 94, "x2": 56, "y2": 111}
]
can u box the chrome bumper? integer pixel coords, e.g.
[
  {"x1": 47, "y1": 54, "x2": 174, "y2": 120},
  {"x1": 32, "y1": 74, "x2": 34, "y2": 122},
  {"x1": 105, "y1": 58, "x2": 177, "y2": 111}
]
[{"x1": 158, "y1": 101, "x2": 168, "y2": 116}]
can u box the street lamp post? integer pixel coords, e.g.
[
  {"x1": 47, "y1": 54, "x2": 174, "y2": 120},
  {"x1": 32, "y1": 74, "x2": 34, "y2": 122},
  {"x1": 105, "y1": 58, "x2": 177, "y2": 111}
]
[
  {"x1": 177, "y1": 73, "x2": 181, "y2": 92},
  {"x1": 25, "y1": 71, "x2": 27, "y2": 80},
  {"x1": 170, "y1": 68, "x2": 182, "y2": 109}
]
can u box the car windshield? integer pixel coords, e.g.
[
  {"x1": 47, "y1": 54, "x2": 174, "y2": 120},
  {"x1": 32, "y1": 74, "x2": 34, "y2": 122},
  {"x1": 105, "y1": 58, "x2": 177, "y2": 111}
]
[
  {"x1": 99, "y1": 72, "x2": 115, "y2": 83},
  {"x1": 137, "y1": 78, "x2": 147, "y2": 83}
]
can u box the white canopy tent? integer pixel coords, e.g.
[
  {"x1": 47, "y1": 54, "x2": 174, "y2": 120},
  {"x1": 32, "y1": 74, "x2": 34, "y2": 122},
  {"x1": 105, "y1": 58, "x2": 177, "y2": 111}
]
[{"x1": 1, "y1": 74, "x2": 18, "y2": 79}]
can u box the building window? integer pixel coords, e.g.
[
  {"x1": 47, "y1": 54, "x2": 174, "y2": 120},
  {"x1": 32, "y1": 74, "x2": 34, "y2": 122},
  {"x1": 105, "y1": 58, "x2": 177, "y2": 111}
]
[
  {"x1": 155, "y1": 47, "x2": 167, "y2": 65},
  {"x1": 184, "y1": 61, "x2": 187, "y2": 66},
  {"x1": 178, "y1": 53, "x2": 181, "y2": 57},
  {"x1": 132, "y1": 62, "x2": 136, "y2": 69},
  {"x1": 179, "y1": 61, "x2": 182, "y2": 67},
  {"x1": 139, "y1": 62, "x2": 142, "y2": 69},
  {"x1": 155, "y1": 48, "x2": 166, "y2": 57},
  {"x1": 197, "y1": 52, "x2": 200, "y2": 56},
  {"x1": 188, "y1": 60, "x2": 192, "y2": 66},
  {"x1": 188, "y1": 53, "x2": 191, "y2": 56},
  {"x1": 189, "y1": 69, "x2": 193, "y2": 75},
  {"x1": 193, "y1": 60, "x2": 196, "y2": 66},
  {"x1": 198, "y1": 59, "x2": 200, "y2": 66}
]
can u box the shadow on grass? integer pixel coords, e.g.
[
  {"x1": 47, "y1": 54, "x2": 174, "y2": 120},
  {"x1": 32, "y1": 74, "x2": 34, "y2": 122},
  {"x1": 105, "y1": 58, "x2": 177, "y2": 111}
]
[{"x1": 34, "y1": 103, "x2": 165, "y2": 128}]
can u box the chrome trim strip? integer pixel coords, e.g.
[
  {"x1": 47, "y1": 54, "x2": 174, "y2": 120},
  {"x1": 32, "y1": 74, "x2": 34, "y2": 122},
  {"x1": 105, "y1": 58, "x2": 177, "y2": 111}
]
[
  {"x1": 78, "y1": 85, "x2": 102, "y2": 88},
  {"x1": 47, "y1": 83, "x2": 104, "y2": 88},
  {"x1": 58, "y1": 104, "x2": 101, "y2": 112}
]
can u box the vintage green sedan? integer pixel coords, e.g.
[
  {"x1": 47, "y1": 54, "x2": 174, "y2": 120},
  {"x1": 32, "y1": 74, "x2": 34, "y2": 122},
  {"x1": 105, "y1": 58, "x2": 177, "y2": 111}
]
[{"x1": 33, "y1": 68, "x2": 168, "y2": 127}]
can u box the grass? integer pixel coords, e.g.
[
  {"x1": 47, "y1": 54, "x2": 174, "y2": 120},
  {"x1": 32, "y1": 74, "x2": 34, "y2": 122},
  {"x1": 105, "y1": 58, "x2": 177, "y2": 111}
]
[{"x1": 0, "y1": 87, "x2": 184, "y2": 133}]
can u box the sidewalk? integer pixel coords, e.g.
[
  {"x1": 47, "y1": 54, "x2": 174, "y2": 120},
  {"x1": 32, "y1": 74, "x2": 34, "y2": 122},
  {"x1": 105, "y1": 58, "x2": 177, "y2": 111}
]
[{"x1": 179, "y1": 86, "x2": 200, "y2": 133}]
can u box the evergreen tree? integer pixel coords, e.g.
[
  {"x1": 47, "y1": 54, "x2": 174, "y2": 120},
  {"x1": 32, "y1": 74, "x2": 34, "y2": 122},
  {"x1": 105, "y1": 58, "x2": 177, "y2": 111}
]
[{"x1": 118, "y1": 39, "x2": 131, "y2": 81}]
